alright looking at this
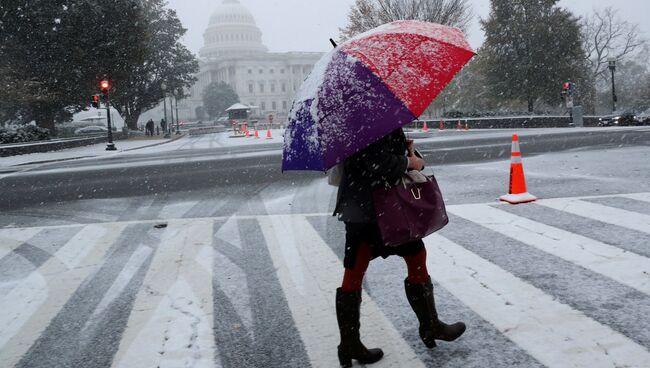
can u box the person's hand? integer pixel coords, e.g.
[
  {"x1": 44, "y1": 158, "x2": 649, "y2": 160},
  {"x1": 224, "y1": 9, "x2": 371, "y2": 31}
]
[
  {"x1": 408, "y1": 155, "x2": 425, "y2": 171},
  {"x1": 406, "y1": 139, "x2": 415, "y2": 157}
]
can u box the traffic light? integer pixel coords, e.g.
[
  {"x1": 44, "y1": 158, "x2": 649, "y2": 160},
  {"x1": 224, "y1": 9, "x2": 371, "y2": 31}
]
[
  {"x1": 561, "y1": 80, "x2": 574, "y2": 100},
  {"x1": 91, "y1": 94, "x2": 100, "y2": 108},
  {"x1": 99, "y1": 80, "x2": 111, "y2": 94}
]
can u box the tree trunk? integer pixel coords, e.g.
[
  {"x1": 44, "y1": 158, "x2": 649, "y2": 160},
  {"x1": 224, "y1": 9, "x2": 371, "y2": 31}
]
[
  {"x1": 35, "y1": 108, "x2": 56, "y2": 136},
  {"x1": 125, "y1": 112, "x2": 140, "y2": 131}
]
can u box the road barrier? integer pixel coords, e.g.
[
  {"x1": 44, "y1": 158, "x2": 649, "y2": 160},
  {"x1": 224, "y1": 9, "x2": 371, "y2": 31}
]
[
  {"x1": 424, "y1": 116, "x2": 603, "y2": 130},
  {"x1": 188, "y1": 126, "x2": 227, "y2": 136}
]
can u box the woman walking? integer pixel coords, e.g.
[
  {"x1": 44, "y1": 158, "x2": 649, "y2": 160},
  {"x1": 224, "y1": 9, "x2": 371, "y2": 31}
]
[{"x1": 333, "y1": 127, "x2": 466, "y2": 367}]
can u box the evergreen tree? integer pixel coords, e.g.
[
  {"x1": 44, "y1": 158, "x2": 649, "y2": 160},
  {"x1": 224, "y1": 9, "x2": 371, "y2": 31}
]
[
  {"x1": 202, "y1": 82, "x2": 239, "y2": 119},
  {"x1": 481, "y1": 0, "x2": 588, "y2": 112},
  {"x1": 0, "y1": 0, "x2": 83, "y2": 131},
  {"x1": 0, "y1": 0, "x2": 197, "y2": 133},
  {"x1": 107, "y1": 0, "x2": 198, "y2": 130}
]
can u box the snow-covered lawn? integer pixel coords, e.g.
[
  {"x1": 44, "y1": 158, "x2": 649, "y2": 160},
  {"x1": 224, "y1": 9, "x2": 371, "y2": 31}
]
[{"x1": 0, "y1": 139, "x2": 173, "y2": 168}]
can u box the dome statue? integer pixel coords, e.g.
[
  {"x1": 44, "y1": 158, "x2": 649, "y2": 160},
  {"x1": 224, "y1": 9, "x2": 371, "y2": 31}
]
[{"x1": 200, "y1": 0, "x2": 268, "y2": 59}]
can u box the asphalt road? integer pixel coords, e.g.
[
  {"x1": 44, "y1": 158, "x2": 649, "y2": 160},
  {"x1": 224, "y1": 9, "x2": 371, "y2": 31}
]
[
  {"x1": 1, "y1": 132, "x2": 650, "y2": 368},
  {"x1": 1, "y1": 127, "x2": 649, "y2": 210}
]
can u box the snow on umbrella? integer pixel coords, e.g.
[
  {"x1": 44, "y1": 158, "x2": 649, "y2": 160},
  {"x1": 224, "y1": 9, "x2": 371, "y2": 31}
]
[{"x1": 282, "y1": 20, "x2": 475, "y2": 172}]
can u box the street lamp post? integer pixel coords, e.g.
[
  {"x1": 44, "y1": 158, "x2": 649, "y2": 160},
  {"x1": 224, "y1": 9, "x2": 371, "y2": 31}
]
[
  {"x1": 168, "y1": 95, "x2": 174, "y2": 136},
  {"x1": 175, "y1": 92, "x2": 181, "y2": 135},
  {"x1": 608, "y1": 58, "x2": 617, "y2": 113},
  {"x1": 100, "y1": 80, "x2": 117, "y2": 151},
  {"x1": 162, "y1": 83, "x2": 170, "y2": 138}
]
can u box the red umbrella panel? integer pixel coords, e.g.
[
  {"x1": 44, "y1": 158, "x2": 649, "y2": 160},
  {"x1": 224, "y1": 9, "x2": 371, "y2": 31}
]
[{"x1": 283, "y1": 20, "x2": 475, "y2": 172}]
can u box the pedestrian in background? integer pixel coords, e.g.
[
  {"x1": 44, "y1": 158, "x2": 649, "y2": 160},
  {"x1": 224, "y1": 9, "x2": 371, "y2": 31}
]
[
  {"x1": 160, "y1": 119, "x2": 167, "y2": 135},
  {"x1": 146, "y1": 119, "x2": 154, "y2": 136},
  {"x1": 332, "y1": 127, "x2": 466, "y2": 367}
]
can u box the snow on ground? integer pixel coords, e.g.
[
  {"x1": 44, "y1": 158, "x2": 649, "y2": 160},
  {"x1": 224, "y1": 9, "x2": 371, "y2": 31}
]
[
  {"x1": 134, "y1": 126, "x2": 650, "y2": 155},
  {"x1": 129, "y1": 128, "x2": 287, "y2": 154},
  {"x1": 3, "y1": 126, "x2": 648, "y2": 168},
  {"x1": 0, "y1": 138, "x2": 176, "y2": 168},
  {"x1": 2, "y1": 145, "x2": 650, "y2": 367},
  {"x1": 408, "y1": 125, "x2": 650, "y2": 143}
]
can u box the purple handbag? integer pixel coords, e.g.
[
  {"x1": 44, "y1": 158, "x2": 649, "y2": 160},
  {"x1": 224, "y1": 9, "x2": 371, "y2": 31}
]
[{"x1": 373, "y1": 171, "x2": 449, "y2": 247}]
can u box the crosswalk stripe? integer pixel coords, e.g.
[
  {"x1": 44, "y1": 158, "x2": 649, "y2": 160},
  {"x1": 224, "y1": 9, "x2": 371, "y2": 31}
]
[
  {"x1": 158, "y1": 200, "x2": 201, "y2": 220},
  {"x1": 258, "y1": 215, "x2": 426, "y2": 368},
  {"x1": 620, "y1": 192, "x2": 650, "y2": 203},
  {"x1": 111, "y1": 219, "x2": 217, "y2": 368},
  {"x1": 0, "y1": 228, "x2": 42, "y2": 260},
  {"x1": 425, "y1": 234, "x2": 650, "y2": 368},
  {"x1": 79, "y1": 245, "x2": 154, "y2": 341},
  {"x1": 0, "y1": 223, "x2": 127, "y2": 367},
  {"x1": 448, "y1": 204, "x2": 650, "y2": 296},
  {"x1": 0, "y1": 213, "x2": 335, "y2": 232},
  {"x1": 537, "y1": 198, "x2": 650, "y2": 234}
]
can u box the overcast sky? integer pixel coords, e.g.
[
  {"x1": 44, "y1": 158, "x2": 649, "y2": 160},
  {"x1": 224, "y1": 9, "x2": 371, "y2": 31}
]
[{"x1": 166, "y1": 0, "x2": 650, "y2": 55}]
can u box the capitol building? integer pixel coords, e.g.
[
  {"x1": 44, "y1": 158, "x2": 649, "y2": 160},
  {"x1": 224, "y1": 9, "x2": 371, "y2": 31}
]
[{"x1": 182, "y1": 0, "x2": 323, "y2": 122}]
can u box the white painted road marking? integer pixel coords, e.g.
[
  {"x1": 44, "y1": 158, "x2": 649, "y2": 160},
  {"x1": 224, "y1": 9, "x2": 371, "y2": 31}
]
[
  {"x1": 0, "y1": 227, "x2": 42, "y2": 260},
  {"x1": 0, "y1": 223, "x2": 126, "y2": 367},
  {"x1": 158, "y1": 200, "x2": 201, "y2": 220},
  {"x1": 3, "y1": 191, "x2": 650, "y2": 367},
  {"x1": 259, "y1": 215, "x2": 427, "y2": 368},
  {"x1": 449, "y1": 204, "x2": 650, "y2": 296},
  {"x1": 425, "y1": 234, "x2": 650, "y2": 368},
  {"x1": 620, "y1": 192, "x2": 650, "y2": 204},
  {"x1": 537, "y1": 198, "x2": 650, "y2": 234},
  {"x1": 111, "y1": 219, "x2": 218, "y2": 368}
]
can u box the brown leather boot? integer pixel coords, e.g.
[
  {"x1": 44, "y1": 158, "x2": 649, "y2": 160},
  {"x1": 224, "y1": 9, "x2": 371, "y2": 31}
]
[
  {"x1": 404, "y1": 277, "x2": 466, "y2": 348},
  {"x1": 336, "y1": 288, "x2": 384, "y2": 367}
]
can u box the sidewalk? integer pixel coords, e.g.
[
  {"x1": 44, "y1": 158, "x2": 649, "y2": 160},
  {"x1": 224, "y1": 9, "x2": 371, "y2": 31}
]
[{"x1": 0, "y1": 136, "x2": 179, "y2": 168}]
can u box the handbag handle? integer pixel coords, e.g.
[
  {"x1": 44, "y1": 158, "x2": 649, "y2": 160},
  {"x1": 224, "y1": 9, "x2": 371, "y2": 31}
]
[{"x1": 411, "y1": 187, "x2": 422, "y2": 200}]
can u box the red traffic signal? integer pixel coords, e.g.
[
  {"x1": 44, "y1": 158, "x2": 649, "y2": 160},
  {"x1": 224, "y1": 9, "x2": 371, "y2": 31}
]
[
  {"x1": 99, "y1": 80, "x2": 111, "y2": 93},
  {"x1": 91, "y1": 94, "x2": 100, "y2": 108}
]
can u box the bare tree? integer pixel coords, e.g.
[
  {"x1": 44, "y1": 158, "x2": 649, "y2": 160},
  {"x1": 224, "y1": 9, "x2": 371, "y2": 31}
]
[
  {"x1": 582, "y1": 7, "x2": 646, "y2": 83},
  {"x1": 340, "y1": 0, "x2": 473, "y2": 40}
]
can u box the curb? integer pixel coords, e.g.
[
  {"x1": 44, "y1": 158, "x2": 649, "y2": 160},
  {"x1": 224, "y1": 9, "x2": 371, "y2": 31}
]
[
  {"x1": 122, "y1": 133, "x2": 186, "y2": 152},
  {"x1": 2, "y1": 134, "x2": 186, "y2": 168}
]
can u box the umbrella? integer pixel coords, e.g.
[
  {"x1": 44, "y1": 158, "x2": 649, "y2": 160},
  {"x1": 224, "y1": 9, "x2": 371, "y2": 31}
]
[{"x1": 282, "y1": 20, "x2": 475, "y2": 172}]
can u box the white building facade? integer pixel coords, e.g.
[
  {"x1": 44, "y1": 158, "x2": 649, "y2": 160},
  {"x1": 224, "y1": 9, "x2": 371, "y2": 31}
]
[{"x1": 182, "y1": 0, "x2": 323, "y2": 122}]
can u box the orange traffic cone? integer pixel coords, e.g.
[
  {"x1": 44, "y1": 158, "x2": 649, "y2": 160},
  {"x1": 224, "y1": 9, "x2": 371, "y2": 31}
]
[
  {"x1": 266, "y1": 129, "x2": 273, "y2": 139},
  {"x1": 422, "y1": 121, "x2": 429, "y2": 132},
  {"x1": 254, "y1": 129, "x2": 259, "y2": 139},
  {"x1": 464, "y1": 122, "x2": 469, "y2": 131},
  {"x1": 245, "y1": 128, "x2": 250, "y2": 138},
  {"x1": 457, "y1": 121, "x2": 462, "y2": 130},
  {"x1": 499, "y1": 134, "x2": 537, "y2": 204},
  {"x1": 439, "y1": 120, "x2": 444, "y2": 130}
]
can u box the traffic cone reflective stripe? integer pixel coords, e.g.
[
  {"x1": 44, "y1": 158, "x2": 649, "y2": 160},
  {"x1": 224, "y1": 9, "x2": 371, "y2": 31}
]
[
  {"x1": 499, "y1": 134, "x2": 537, "y2": 204},
  {"x1": 457, "y1": 121, "x2": 462, "y2": 130},
  {"x1": 464, "y1": 122, "x2": 469, "y2": 131}
]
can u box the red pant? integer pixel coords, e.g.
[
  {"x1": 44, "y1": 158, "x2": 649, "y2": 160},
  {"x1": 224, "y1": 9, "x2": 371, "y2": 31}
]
[{"x1": 341, "y1": 241, "x2": 429, "y2": 292}]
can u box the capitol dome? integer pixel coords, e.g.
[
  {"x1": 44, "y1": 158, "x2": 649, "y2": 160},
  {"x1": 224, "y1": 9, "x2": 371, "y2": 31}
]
[{"x1": 200, "y1": 0, "x2": 268, "y2": 59}]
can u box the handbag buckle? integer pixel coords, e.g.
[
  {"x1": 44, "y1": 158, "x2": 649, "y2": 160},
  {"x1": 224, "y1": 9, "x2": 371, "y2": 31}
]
[{"x1": 411, "y1": 187, "x2": 421, "y2": 200}]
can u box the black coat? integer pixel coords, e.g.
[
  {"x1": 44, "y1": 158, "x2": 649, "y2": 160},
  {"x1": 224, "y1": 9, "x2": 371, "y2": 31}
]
[{"x1": 333, "y1": 128, "x2": 408, "y2": 223}]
